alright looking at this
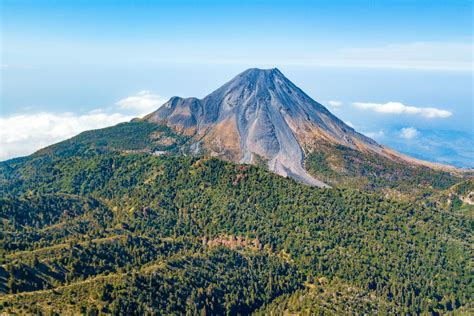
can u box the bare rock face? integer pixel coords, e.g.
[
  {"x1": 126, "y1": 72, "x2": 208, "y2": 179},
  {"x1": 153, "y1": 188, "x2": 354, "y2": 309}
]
[{"x1": 144, "y1": 68, "x2": 387, "y2": 187}]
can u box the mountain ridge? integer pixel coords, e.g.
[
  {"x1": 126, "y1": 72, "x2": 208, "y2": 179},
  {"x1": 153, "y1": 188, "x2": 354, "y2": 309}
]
[{"x1": 1, "y1": 151, "x2": 471, "y2": 314}]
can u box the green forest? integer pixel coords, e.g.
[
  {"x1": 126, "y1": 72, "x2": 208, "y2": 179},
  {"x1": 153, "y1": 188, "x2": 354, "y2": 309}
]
[{"x1": 0, "y1": 122, "x2": 472, "y2": 315}]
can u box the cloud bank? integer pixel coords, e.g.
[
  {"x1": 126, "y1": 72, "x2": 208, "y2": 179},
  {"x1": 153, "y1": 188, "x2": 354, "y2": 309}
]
[
  {"x1": 0, "y1": 111, "x2": 134, "y2": 161},
  {"x1": 0, "y1": 90, "x2": 168, "y2": 161},
  {"x1": 353, "y1": 101, "x2": 452, "y2": 118}
]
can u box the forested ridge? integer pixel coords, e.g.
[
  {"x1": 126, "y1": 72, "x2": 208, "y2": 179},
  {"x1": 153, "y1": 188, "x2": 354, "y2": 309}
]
[
  {"x1": 304, "y1": 142, "x2": 464, "y2": 198},
  {"x1": 1, "y1": 138, "x2": 472, "y2": 315},
  {"x1": 0, "y1": 144, "x2": 472, "y2": 314}
]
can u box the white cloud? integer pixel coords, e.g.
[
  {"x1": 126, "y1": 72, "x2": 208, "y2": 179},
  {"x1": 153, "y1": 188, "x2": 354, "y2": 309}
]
[
  {"x1": 364, "y1": 130, "x2": 385, "y2": 139},
  {"x1": 0, "y1": 111, "x2": 133, "y2": 161},
  {"x1": 328, "y1": 100, "x2": 343, "y2": 107},
  {"x1": 353, "y1": 101, "x2": 452, "y2": 118},
  {"x1": 116, "y1": 90, "x2": 166, "y2": 115},
  {"x1": 400, "y1": 127, "x2": 419, "y2": 139},
  {"x1": 344, "y1": 121, "x2": 354, "y2": 128},
  {"x1": 0, "y1": 90, "x2": 168, "y2": 161}
]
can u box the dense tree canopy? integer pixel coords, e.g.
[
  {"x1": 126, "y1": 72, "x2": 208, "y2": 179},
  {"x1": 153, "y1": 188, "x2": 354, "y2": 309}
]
[{"x1": 1, "y1": 145, "x2": 472, "y2": 314}]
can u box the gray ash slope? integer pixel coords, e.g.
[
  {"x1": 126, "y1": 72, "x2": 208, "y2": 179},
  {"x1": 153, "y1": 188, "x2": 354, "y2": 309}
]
[{"x1": 143, "y1": 68, "x2": 440, "y2": 187}]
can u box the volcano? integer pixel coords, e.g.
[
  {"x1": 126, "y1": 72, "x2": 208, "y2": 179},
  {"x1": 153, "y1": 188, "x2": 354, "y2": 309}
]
[{"x1": 145, "y1": 68, "x2": 443, "y2": 187}]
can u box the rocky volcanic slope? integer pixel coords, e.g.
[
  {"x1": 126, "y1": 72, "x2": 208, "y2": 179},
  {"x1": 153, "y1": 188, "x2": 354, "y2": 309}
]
[
  {"x1": 145, "y1": 68, "x2": 379, "y2": 186},
  {"x1": 145, "y1": 68, "x2": 455, "y2": 187}
]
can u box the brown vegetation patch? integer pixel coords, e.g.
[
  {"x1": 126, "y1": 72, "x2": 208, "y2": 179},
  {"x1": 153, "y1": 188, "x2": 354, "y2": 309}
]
[
  {"x1": 204, "y1": 235, "x2": 263, "y2": 251},
  {"x1": 155, "y1": 136, "x2": 176, "y2": 146},
  {"x1": 202, "y1": 116, "x2": 242, "y2": 161}
]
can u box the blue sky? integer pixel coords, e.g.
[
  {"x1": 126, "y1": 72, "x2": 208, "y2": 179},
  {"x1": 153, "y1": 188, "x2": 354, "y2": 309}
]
[{"x1": 1, "y1": 0, "x2": 473, "y2": 167}]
